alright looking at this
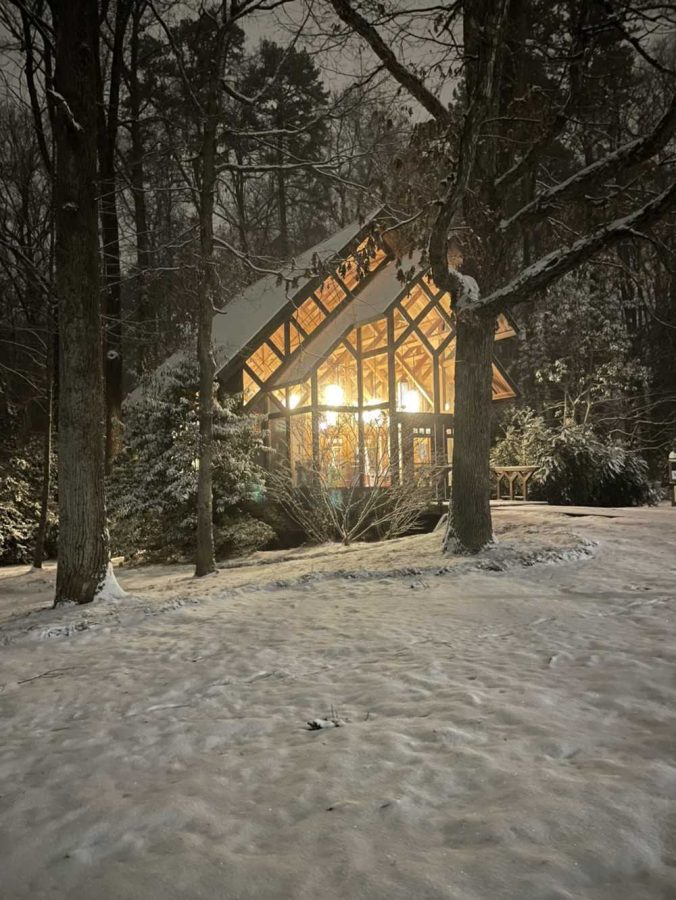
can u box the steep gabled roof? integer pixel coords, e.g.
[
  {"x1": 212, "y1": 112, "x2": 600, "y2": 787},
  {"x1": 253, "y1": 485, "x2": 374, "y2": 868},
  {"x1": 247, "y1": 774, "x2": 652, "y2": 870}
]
[
  {"x1": 213, "y1": 210, "x2": 382, "y2": 377},
  {"x1": 273, "y1": 252, "x2": 424, "y2": 387}
]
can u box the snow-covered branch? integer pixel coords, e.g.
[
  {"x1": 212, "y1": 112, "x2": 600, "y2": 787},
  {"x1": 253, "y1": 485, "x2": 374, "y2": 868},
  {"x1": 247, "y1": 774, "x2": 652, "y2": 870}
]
[
  {"x1": 472, "y1": 179, "x2": 676, "y2": 316},
  {"x1": 501, "y1": 91, "x2": 676, "y2": 233}
]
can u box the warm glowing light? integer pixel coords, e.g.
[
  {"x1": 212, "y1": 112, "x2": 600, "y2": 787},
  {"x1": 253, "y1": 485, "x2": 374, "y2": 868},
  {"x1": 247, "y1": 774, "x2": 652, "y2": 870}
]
[
  {"x1": 288, "y1": 392, "x2": 300, "y2": 409},
  {"x1": 323, "y1": 383, "x2": 344, "y2": 406},
  {"x1": 403, "y1": 389, "x2": 421, "y2": 412},
  {"x1": 322, "y1": 411, "x2": 338, "y2": 427},
  {"x1": 362, "y1": 408, "x2": 383, "y2": 424}
]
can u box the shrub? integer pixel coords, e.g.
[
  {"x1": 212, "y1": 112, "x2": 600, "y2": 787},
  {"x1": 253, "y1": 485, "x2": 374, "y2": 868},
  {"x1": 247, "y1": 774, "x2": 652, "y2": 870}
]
[
  {"x1": 214, "y1": 514, "x2": 276, "y2": 559},
  {"x1": 108, "y1": 357, "x2": 269, "y2": 560},
  {"x1": 492, "y1": 408, "x2": 658, "y2": 507},
  {"x1": 265, "y1": 415, "x2": 444, "y2": 545},
  {"x1": 0, "y1": 443, "x2": 57, "y2": 566}
]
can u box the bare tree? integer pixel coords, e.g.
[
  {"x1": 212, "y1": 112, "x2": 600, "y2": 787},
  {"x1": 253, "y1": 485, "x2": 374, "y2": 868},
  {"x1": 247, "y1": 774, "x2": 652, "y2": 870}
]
[
  {"x1": 49, "y1": 0, "x2": 110, "y2": 604},
  {"x1": 97, "y1": 0, "x2": 133, "y2": 468},
  {"x1": 328, "y1": 0, "x2": 676, "y2": 552}
]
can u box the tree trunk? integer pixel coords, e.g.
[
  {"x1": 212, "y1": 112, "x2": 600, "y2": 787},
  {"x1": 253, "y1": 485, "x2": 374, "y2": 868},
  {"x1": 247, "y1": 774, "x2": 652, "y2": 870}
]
[
  {"x1": 128, "y1": 0, "x2": 152, "y2": 374},
  {"x1": 195, "y1": 264, "x2": 216, "y2": 576},
  {"x1": 33, "y1": 304, "x2": 55, "y2": 569},
  {"x1": 194, "y1": 166, "x2": 217, "y2": 576},
  {"x1": 443, "y1": 310, "x2": 495, "y2": 553},
  {"x1": 276, "y1": 137, "x2": 290, "y2": 257},
  {"x1": 98, "y1": 0, "x2": 131, "y2": 469},
  {"x1": 51, "y1": 0, "x2": 109, "y2": 605},
  {"x1": 193, "y1": 25, "x2": 226, "y2": 578}
]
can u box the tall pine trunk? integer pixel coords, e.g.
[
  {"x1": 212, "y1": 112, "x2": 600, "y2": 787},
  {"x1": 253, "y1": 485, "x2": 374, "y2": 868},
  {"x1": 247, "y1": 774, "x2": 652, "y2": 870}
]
[
  {"x1": 128, "y1": 0, "x2": 152, "y2": 374},
  {"x1": 52, "y1": 0, "x2": 109, "y2": 605},
  {"x1": 194, "y1": 21, "x2": 229, "y2": 577},
  {"x1": 33, "y1": 303, "x2": 55, "y2": 569},
  {"x1": 98, "y1": 0, "x2": 131, "y2": 468},
  {"x1": 194, "y1": 132, "x2": 217, "y2": 577},
  {"x1": 276, "y1": 137, "x2": 289, "y2": 257}
]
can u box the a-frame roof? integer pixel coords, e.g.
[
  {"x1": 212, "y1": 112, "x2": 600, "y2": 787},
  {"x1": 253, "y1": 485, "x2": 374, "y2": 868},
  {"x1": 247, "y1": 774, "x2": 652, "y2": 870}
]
[
  {"x1": 214, "y1": 210, "x2": 382, "y2": 378},
  {"x1": 273, "y1": 250, "x2": 426, "y2": 387}
]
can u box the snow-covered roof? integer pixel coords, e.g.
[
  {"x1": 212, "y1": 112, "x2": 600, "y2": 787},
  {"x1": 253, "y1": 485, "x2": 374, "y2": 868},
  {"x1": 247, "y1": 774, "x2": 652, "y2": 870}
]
[
  {"x1": 273, "y1": 251, "x2": 424, "y2": 387},
  {"x1": 213, "y1": 211, "x2": 381, "y2": 376}
]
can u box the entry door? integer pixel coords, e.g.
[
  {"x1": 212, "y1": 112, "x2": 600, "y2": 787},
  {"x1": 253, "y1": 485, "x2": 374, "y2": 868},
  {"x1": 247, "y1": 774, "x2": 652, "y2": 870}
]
[{"x1": 396, "y1": 414, "x2": 453, "y2": 498}]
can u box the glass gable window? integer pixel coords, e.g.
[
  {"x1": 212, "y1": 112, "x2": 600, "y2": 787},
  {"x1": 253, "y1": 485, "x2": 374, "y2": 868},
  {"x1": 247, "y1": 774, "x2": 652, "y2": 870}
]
[
  {"x1": 439, "y1": 341, "x2": 456, "y2": 413},
  {"x1": 317, "y1": 342, "x2": 358, "y2": 407},
  {"x1": 361, "y1": 353, "x2": 389, "y2": 406},
  {"x1": 247, "y1": 341, "x2": 282, "y2": 382},
  {"x1": 401, "y1": 283, "x2": 430, "y2": 321},
  {"x1": 314, "y1": 275, "x2": 345, "y2": 313},
  {"x1": 361, "y1": 318, "x2": 388, "y2": 352},
  {"x1": 293, "y1": 296, "x2": 325, "y2": 336},
  {"x1": 394, "y1": 332, "x2": 434, "y2": 413},
  {"x1": 338, "y1": 237, "x2": 387, "y2": 293}
]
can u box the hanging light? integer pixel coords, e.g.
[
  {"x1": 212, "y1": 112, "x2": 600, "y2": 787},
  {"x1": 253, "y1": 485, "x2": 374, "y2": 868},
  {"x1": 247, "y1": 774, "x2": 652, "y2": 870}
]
[
  {"x1": 323, "y1": 383, "x2": 344, "y2": 406},
  {"x1": 404, "y1": 389, "x2": 421, "y2": 412}
]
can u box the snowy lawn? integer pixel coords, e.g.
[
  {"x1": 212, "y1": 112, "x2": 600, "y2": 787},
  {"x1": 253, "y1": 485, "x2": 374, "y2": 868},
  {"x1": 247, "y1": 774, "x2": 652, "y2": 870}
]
[{"x1": 1, "y1": 505, "x2": 675, "y2": 900}]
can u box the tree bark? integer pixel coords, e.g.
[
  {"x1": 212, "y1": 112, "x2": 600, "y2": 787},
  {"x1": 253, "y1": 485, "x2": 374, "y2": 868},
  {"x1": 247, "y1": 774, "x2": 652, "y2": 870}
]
[
  {"x1": 443, "y1": 311, "x2": 495, "y2": 553},
  {"x1": 98, "y1": 0, "x2": 131, "y2": 469},
  {"x1": 128, "y1": 0, "x2": 152, "y2": 374},
  {"x1": 195, "y1": 118, "x2": 217, "y2": 576},
  {"x1": 33, "y1": 302, "x2": 55, "y2": 569},
  {"x1": 276, "y1": 136, "x2": 290, "y2": 257},
  {"x1": 194, "y1": 17, "x2": 230, "y2": 578},
  {"x1": 50, "y1": 0, "x2": 109, "y2": 605}
]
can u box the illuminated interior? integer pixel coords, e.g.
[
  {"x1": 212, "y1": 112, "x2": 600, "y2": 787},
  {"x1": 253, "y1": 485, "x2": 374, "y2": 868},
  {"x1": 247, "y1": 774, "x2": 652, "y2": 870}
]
[{"x1": 232, "y1": 234, "x2": 517, "y2": 491}]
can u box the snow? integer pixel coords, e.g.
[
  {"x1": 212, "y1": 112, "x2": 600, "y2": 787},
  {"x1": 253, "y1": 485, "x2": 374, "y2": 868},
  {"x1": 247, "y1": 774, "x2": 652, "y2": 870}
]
[
  {"x1": 212, "y1": 211, "x2": 381, "y2": 376},
  {"x1": 1, "y1": 505, "x2": 675, "y2": 899},
  {"x1": 94, "y1": 562, "x2": 127, "y2": 602},
  {"x1": 126, "y1": 211, "x2": 382, "y2": 403}
]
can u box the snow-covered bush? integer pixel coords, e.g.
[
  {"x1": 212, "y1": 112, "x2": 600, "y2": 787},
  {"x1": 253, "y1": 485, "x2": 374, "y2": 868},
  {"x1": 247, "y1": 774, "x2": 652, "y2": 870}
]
[
  {"x1": 492, "y1": 408, "x2": 657, "y2": 507},
  {"x1": 0, "y1": 442, "x2": 57, "y2": 566},
  {"x1": 108, "y1": 357, "x2": 272, "y2": 560}
]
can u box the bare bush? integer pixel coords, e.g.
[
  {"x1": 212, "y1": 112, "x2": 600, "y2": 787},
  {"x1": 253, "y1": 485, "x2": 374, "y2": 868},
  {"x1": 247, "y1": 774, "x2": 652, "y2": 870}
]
[{"x1": 265, "y1": 415, "x2": 444, "y2": 545}]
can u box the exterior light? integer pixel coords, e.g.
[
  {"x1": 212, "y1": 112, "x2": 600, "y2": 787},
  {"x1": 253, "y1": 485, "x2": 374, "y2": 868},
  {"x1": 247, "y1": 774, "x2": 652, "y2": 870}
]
[
  {"x1": 324, "y1": 383, "x2": 344, "y2": 406},
  {"x1": 288, "y1": 392, "x2": 300, "y2": 409},
  {"x1": 323, "y1": 411, "x2": 338, "y2": 427}
]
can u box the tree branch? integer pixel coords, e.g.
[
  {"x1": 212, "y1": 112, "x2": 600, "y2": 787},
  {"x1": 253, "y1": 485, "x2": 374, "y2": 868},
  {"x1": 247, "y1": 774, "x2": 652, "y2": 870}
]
[
  {"x1": 328, "y1": 0, "x2": 450, "y2": 124},
  {"x1": 500, "y1": 91, "x2": 676, "y2": 233},
  {"x1": 472, "y1": 179, "x2": 676, "y2": 316}
]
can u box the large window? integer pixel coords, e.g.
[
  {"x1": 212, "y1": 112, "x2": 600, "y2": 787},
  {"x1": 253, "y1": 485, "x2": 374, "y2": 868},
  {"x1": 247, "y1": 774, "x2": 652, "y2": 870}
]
[
  {"x1": 338, "y1": 237, "x2": 387, "y2": 293},
  {"x1": 394, "y1": 333, "x2": 434, "y2": 413},
  {"x1": 438, "y1": 341, "x2": 456, "y2": 413},
  {"x1": 252, "y1": 269, "x2": 515, "y2": 491},
  {"x1": 318, "y1": 412, "x2": 359, "y2": 488},
  {"x1": 289, "y1": 413, "x2": 313, "y2": 485},
  {"x1": 317, "y1": 342, "x2": 358, "y2": 407},
  {"x1": 363, "y1": 412, "x2": 390, "y2": 486},
  {"x1": 361, "y1": 353, "x2": 389, "y2": 406}
]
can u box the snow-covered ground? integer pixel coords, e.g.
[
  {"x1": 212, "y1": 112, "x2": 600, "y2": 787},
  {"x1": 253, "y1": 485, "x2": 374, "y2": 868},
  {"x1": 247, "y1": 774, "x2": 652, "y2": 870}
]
[{"x1": 1, "y1": 505, "x2": 675, "y2": 899}]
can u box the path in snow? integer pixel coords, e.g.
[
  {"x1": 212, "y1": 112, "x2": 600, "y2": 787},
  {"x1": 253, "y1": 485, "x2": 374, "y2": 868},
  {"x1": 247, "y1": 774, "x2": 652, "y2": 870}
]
[{"x1": 0, "y1": 506, "x2": 675, "y2": 899}]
